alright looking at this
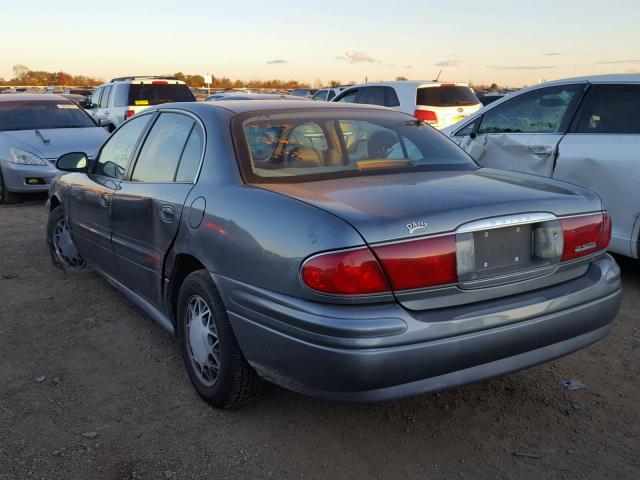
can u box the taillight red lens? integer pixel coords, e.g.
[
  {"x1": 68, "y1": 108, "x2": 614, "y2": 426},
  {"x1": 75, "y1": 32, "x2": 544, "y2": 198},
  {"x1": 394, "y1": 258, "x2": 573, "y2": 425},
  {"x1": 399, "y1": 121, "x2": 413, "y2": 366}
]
[
  {"x1": 301, "y1": 247, "x2": 390, "y2": 295},
  {"x1": 125, "y1": 109, "x2": 135, "y2": 118},
  {"x1": 373, "y1": 235, "x2": 457, "y2": 290},
  {"x1": 414, "y1": 109, "x2": 438, "y2": 124},
  {"x1": 560, "y1": 213, "x2": 611, "y2": 261},
  {"x1": 152, "y1": 81, "x2": 168, "y2": 84}
]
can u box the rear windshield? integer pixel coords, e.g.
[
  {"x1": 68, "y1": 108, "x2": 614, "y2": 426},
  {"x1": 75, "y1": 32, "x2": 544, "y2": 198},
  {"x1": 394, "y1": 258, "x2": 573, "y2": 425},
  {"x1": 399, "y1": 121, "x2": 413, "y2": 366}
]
[
  {"x1": 128, "y1": 83, "x2": 195, "y2": 106},
  {"x1": 417, "y1": 86, "x2": 480, "y2": 107},
  {"x1": 233, "y1": 109, "x2": 476, "y2": 183},
  {"x1": 0, "y1": 100, "x2": 96, "y2": 131}
]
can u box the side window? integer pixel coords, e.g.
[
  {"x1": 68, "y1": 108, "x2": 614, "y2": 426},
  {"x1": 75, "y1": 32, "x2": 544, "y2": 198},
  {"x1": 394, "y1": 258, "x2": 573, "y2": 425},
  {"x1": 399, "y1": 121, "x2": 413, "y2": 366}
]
[
  {"x1": 95, "y1": 114, "x2": 151, "y2": 179},
  {"x1": 338, "y1": 120, "x2": 402, "y2": 161},
  {"x1": 90, "y1": 87, "x2": 103, "y2": 107},
  {"x1": 574, "y1": 84, "x2": 640, "y2": 134},
  {"x1": 385, "y1": 87, "x2": 400, "y2": 107},
  {"x1": 478, "y1": 84, "x2": 584, "y2": 134},
  {"x1": 357, "y1": 87, "x2": 387, "y2": 106},
  {"x1": 336, "y1": 89, "x2": 359, "y2": 103},
  {"x1": 175, "y1": 125, "x2": 204, "y2": 182},
  {"x1": 312, "y1": 90, "x2": 328, "y2": 101},
  {"x1": 113, "y1": 85, "x2": 129, "y2": 107},
  {"x1": 99, "y1": 85, "x2": 112, "y2": 108},
  {"x1": 131, "y1": 113, "x2": 195, "y2": 182},
  {"x1": 454, "y1": 117, "x2": 481, "y2": 137},
  {"x1": 327, "y1": 90, "x2": 336, "y2": 101}
]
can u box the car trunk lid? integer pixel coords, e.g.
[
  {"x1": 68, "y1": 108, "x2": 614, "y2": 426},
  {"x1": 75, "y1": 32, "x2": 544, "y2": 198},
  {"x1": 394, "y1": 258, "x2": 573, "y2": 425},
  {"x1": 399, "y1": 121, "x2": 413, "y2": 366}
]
[{"x1": 259, "y1": 168, "x2": 604, "y2": 308}]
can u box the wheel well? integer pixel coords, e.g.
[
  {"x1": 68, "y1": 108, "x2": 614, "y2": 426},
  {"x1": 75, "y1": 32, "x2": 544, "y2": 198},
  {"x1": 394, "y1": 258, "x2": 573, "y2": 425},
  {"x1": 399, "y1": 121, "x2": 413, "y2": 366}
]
[
  {"x1": 49, "y1": 195, "x2": 60, "y2": 212},
  {"x1": 167, "y1": 254, "x2": 207, "y2": 325}
]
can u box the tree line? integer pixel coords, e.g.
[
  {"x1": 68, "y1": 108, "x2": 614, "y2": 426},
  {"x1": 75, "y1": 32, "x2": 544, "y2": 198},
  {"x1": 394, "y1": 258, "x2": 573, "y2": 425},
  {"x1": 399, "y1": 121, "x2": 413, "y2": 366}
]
[{"x1": 1, "y1": 65, "x2": 312, "y2": 89}]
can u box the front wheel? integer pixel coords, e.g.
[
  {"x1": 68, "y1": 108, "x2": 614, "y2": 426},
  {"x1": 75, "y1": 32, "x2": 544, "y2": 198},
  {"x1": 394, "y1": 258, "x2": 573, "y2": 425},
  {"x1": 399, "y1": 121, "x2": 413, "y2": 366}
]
[
  {"x1": 47, "y1": 206, "x2": 86, "y2": 270},
  {"x1": 0, "y1": 170, "x2": 21, "y2": 205},
  {"x1": 177, "y1": 270, "x2": 260, "y2": 408}
]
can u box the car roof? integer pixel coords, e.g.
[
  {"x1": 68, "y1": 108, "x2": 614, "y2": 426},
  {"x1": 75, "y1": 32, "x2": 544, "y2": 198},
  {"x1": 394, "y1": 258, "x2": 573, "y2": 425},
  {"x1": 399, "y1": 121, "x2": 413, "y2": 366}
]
[
  {"x1": 539, "y1": 73, "x2": 640, "y2": 85},
  {"x1": 343, "y1": 80, "x2": 470, "y2": 89},
  {"x1": 163, "y1": 99, "x2": 392, "y2": 115},
  {"x1": 0, "y1": 93, "x2": 70, "y2": 102}
]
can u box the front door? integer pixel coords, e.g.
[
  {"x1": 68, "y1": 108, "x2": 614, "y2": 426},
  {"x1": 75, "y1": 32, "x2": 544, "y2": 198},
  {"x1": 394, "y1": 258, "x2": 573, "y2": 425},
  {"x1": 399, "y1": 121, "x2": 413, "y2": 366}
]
[
  {"x1": 456, "y1": 83, "x2": 586, "y2": 177},
  {"x1": 68, "y1": 113, "x2": 153, "y2": 277},
  {"x1": 110, "y1": 111, "x2": 204, "y2": 306}
]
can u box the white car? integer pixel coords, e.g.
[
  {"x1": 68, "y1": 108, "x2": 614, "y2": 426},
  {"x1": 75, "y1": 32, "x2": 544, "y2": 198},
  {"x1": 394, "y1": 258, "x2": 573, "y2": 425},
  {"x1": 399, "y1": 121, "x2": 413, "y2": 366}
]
[
  {"x1": 444, "y1": 73, "x2": 640, "y2": 259},
  {"x1": 332, "y1": 81, "x2": 481, "y2": 129},
  {"x1": 84, "y1": 76, "x2": 195, "y2": 131}
]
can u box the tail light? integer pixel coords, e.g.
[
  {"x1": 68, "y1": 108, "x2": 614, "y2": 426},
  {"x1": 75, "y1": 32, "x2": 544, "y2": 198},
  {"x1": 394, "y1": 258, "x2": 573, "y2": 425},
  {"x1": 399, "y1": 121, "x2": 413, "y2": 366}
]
[
  {"x1": 152, "y1": 81, "x2": 168, "y2": 84},
  {"x1": 301, "y1": 247, "x2": 390, "y2": 295},
  {"x1": 560, "y1": 212, "x2": 611, "y2": 261},
  {"x1": 373, "y1": 235, "x2": 457, "y2": 290},
  {"x1": 414, "y1": 109, "x2": 438, "y2": 124},
  {"x1": 125, "y1": 110, "x2": 135, "y2": 119}
]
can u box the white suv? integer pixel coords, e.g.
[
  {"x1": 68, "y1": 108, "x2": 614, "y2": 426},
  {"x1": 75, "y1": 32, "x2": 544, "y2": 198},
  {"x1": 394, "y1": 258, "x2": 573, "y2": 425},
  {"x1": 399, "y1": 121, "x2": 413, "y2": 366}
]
[
  {"x1": 332, "y1": 81, "x2": 481, "y2": 130},
  {"x1": 84, "y1": 76, "x2": 195, "y2": 131}
]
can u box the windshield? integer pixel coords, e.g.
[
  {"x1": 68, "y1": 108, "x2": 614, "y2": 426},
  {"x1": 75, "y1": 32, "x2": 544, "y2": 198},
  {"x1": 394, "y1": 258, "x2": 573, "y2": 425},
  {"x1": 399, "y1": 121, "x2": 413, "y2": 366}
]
[
  {"x1": 0, "y1": 100, "x2": 96, "y2": 131},
  {"x1": 128, "y1": 83, "x2": 196, "y2": 106},
  {"x1": 417, "y1": 86, "x2": 480, "y2": 107},
  {"x1": 233, "y1": 109, "x2": 477, "y2": 183}
]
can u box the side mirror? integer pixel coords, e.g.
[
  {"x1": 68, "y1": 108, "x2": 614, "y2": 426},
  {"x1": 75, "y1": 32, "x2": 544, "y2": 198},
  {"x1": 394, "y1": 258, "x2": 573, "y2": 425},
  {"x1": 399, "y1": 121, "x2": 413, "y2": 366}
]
[
  {"x1": 56, "y1": 152, "x2": 89, "y2": 172},
  {"x1": 82, "y1": 99, "x2": 94, "y2": 109}
]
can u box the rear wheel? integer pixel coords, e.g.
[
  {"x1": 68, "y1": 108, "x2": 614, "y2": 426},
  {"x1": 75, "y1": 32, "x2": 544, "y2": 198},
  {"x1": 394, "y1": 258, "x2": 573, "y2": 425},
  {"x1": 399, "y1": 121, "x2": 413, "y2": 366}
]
[
  {"x1": 47, "y1": 206, "x2": 86, "y2": 270},
  {"x1": 0, "y1": 170, "x2": 21, "y2": 205},
  {"x1": 177, "y1": 270, "x2": 260, "y2": 408}
]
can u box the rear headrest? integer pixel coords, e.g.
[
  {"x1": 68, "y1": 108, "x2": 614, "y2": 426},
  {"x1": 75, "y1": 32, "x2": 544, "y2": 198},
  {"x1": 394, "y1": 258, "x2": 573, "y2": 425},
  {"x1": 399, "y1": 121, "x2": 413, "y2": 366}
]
[
  {"x1": 367, "y1": 130, "x2": 398, "y2": 158},
  {"x1": 288, "y1": 146, "x2": 323, "y2": 167}
]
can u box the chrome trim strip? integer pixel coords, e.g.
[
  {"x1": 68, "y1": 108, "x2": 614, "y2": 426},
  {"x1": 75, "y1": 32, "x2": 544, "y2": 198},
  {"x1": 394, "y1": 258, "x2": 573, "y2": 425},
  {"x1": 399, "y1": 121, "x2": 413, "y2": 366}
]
[{"x1": 456, "y1": 212, "x2": 557, "y2": 234}]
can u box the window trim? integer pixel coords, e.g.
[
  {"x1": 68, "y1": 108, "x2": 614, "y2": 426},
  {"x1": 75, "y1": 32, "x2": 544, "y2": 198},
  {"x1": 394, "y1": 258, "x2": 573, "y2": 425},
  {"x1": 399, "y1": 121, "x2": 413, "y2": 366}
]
[{"x1": 121, "y1": 109, "x2": 207, "y2": 185}]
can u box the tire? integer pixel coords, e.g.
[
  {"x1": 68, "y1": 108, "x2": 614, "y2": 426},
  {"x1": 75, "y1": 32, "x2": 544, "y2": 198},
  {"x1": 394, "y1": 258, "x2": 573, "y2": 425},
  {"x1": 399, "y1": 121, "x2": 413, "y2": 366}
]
[
  {"x1": 47, "y1": 206, "x2": 86, "y2": 270},
  {"x1": 177, "y1": 270, "x2": 260, "y2": 408},
  {"x1": 0, "y1": 170, "x2": 22, "y2": 205}
]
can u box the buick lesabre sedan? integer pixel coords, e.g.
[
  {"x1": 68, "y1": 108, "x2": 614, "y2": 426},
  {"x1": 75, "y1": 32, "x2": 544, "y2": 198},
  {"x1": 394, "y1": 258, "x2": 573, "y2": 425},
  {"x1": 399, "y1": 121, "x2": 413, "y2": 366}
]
[{"x1": 47, "y1": 101, "x2": 621, "y2": 408}]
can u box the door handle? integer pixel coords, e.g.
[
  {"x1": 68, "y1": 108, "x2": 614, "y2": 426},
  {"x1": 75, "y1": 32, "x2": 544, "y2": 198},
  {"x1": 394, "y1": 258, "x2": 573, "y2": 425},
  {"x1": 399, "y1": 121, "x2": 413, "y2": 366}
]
[
  {"x1": 98, "y1": 193, "x2": 110, "y2": 208},
  {"x1": 159, "y1": 204, "x2": 176, "y2": 222},
  {"x1": 528, "y1": 145, "x2": 553, "y2": 155}
]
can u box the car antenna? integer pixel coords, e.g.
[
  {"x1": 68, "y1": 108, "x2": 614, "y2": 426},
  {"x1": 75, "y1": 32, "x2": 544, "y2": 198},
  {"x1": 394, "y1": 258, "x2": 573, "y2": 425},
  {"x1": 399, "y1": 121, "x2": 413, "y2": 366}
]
[{"x1": 434, "y1": 70, "x2": 442, "y2": 82}]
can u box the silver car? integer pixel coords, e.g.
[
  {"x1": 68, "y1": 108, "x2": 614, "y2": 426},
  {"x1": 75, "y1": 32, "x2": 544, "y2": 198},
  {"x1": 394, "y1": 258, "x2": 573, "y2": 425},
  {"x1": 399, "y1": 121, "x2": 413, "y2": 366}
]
[
  {"x1": 0, "y1": 94, "x2": 108, "y2": 204},
  {"x1": 47, "y1": 101, "x2": 621, "y2": 408},
  {"x1": 445, "y1": 74, "x2": 640, "y2": 259}
]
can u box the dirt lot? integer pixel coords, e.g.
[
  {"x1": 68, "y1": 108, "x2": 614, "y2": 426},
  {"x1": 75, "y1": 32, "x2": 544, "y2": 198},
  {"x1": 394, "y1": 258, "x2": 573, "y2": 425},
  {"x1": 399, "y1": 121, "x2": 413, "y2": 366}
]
[{"x1": 1, "y1": 200, "x2": 639, "y2": 480}]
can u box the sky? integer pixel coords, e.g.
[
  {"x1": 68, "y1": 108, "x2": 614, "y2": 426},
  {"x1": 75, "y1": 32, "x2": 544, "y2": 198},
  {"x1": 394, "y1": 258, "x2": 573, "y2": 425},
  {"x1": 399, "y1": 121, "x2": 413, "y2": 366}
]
[{"x1": 1, "y1": 0, "x2": 640, "y2": 87}]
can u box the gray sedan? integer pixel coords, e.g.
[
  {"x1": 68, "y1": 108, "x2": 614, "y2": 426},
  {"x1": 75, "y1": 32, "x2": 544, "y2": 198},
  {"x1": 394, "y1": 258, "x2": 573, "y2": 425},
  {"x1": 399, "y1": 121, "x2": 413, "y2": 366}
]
[
  {"x1": 47, "y1": 100, "x2": 621, "y2": 408},
  {"x1": 0, "y1": 94, "x2": 108, "y2": 204}
]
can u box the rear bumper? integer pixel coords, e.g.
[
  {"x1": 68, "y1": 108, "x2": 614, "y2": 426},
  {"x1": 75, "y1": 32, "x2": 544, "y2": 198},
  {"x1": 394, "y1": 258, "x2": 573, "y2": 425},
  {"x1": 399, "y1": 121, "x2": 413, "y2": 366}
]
[
  {"x1": 218, "y1": 254, "x2": 621, "y2": 402},
  {"x1": 0, "y1": 160, "x2": 58, "y2": 193}
]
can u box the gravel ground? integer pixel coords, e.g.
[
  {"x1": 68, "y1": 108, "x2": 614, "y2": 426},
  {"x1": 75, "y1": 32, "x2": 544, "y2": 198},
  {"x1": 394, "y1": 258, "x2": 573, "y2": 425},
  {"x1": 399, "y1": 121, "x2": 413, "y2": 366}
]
[{"x1": 1, "y1": 200, "x2": 639, "y2": 480}]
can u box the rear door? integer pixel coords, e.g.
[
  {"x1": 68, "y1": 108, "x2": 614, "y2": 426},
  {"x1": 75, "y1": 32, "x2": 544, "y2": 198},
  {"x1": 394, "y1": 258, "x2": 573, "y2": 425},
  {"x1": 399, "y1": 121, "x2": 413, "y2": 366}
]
[
  {"x1": 554, "y1": 83, "x2": 640, "y2": 257},
  {"x1": 456, "y1": 83, "x2": 586, "y2": 176},
  {"x1": 68, "y1": 113, "x2": 153, "y2": 277},
  {"x1": 110, "y1": 111, "x2": 204, "y2": 306}
]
